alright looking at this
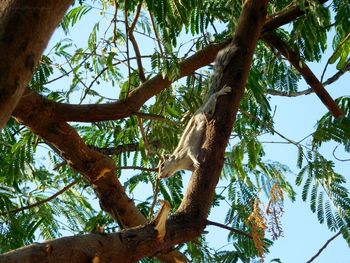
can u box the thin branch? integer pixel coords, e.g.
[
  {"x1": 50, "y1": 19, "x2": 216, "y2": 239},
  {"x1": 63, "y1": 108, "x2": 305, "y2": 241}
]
[
  {"x1": 206, "y1": 220, "x2": 252, "y2": 239},
  {"x1": 321, "y1": 33, "x2": 350, "y2": 82},
  {"x1": 53, "y1": 160, "x2": 67, "y2": 170},
  {"x1": 263, "y1": 32, "x2": 343, "y2": 118},
  {"x1": 124, "y1": 0, "x2": 131, "y2": 96},
  {"x1": 332, "y1": 145, "x2": 350, "y2": 162},
  {"x1": 239, "y1": 109, "x2": 310, "y2": 161},
  {"x1": 64, "y1": 56, "x2": 90, "y2": 94},
  {"x1": 239, "y1": 109, "x2": 297, "y2": 146},
  {"x1": 266, "y1": 88, "x2": 314, "y2": 97},
  {"x1": 112, "y1": 0, "x2": 119, "y2": 47},
  {"x1": 148, "y1": 9, "x2": 164, "y2": 57},
  {"x1": 1, "y1": 180, "x2": 77, "y2": 216},
  {"x1": 129, "y1": 2, "x2": 141, "y2": 32},
  {"x1": 53, "y1": 144, "x2": 140, "y2": 169},
  {"x1": 137, "y1": 115, "x2": 152, "y2": 156},
  {"x1": 116, "y1": 166, "x2": 158, "y2": 172},
  {"x1": 134, "y1": 112, "x2": 179, "y2": 126},
  {"x1": 148, "y1": 177, "x2": 160, "y2": 219},
  {"x1": 89, "y1": 143, "x2": 139, "y2": 155},
  {"x1": 266, "y1": 58, "x2": 350, "y2": 97},
  {"x1": 306, "y1": 231, "x2": 341, "y2": 263},
  {"x1": 128, "y1": 2, "x2": 146, "y2": 82},
  {"x1": 323, "y1": 58, "x2": 350, "y2": 86}
]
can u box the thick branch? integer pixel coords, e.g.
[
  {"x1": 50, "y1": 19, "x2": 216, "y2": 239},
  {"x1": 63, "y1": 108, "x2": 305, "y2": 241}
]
[
  {"x1": 13, "y1": 103, "x2": 145, "y2": 228},
  {"x1": 176, "y1": 0, "x2": 268, "y2": 224},
  {"x1": 0, "y1": 0, "x2": 73, "y2": 130},
  {"x1": 12, "y1": 91, "x2": 183, "y2": 262},
  {"x1": 262, "y1": 0, "x2": 328, "y2": 34},
  {"x1": 0, "y1": 215, "x2": 191, "y2": 263},
  {"x1": 37, "y1": 39, "x2": 230, "y2": 122},
  {"x1": 263, "y1": 33, "x2": 343, "y2": 118},
  {"x1": 13, "y1": 1, "x2": 330, "y2": 124}
]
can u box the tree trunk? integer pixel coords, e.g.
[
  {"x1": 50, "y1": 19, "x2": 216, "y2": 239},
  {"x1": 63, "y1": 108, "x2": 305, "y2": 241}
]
[{"x1": 0, "y1": 0, "x2": 73, "y2": 129}]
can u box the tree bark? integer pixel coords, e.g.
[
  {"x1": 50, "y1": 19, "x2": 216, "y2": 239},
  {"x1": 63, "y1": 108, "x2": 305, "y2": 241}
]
[
  {"x1": 0, "y1": 0, "x2": 73, "y2": 130},
  {"x1": 4, "y1": 0, "x2": 268, "y2": 260}
]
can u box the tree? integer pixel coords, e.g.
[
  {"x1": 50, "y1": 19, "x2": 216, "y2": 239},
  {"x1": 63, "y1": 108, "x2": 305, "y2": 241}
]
[{"x1": 0, "y1": 0, "x2": 349, "y2": 262}]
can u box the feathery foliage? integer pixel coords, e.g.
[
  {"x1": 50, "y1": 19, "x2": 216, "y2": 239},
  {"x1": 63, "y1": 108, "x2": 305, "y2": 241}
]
[{"x1": 1, "y1": 0, "x2": 350, "y2": 261}]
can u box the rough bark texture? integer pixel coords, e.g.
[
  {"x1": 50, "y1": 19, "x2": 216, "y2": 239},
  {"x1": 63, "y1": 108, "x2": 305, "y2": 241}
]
[
  {"x1": 2, "y1": 0, "x2": 268, "y2": 261},
  {"x1": 177, "y1": 0, "x2": 268, "y2": 221},
  {"x1": 13, "y1": 91, "x2": 145, "y2": 228},
  {"x1": 0, "y1": 0, "x2": 73, "y2": 129}
]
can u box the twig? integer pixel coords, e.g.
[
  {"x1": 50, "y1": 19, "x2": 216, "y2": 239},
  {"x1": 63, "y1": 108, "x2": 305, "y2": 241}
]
[
  {"x1": 53, "y1": 160, "x2": 67, "y2": 170},
  {"x1": 332, "y1": 145, "x2": 350, "y2": 162},
  {"x1": 148, "y1": 177, "x2": 160, "y2": 219},
  {"x1": 321, "y1": 33, "x2": 350, "y2": 82},
  {"x1": 1, "y1": 180, "x2": 77, "y2": 216},
  {"x1": 79, "y1": 55, "x2": 154, "y2": 103},
  {"x1": 137, "y1": 115, "x2": 152, "y2": 156},
  {"x1": 323, "y1": 58, "x2": 350, "y2": 86},
  {"x1": 306, "y1": 231, "x2": 341, "y2": 263},
  {"x1": 260, "y1": 141, "x2": 291, "y2": 144},
  {"x1": 88, "y1": 143, "x2": 139, "y2": 155},
  {"x1": 148, "y1": 9, "x2": 164, "y2": 57},
  {"x1": 124, "y1": 0, "x2": 131, "y2": 96},
  {"x1": 266, "y1": 57, "x2": 350, "y2": 96},
  {"x1": 41, "y1": 48, "x2": 93, "y2": 87},
  {"x1": 239, "y1": 109, "x2": 310, "y2": 161},
  {"x1": 206, "y1": 220, "x2": 252, "y2": 239},
  {"x1": 239, "y1": 109, "x2": 297, "y2": 146},
  {"x1": 112, "y1": 0, "x2": 119, "y2": 47},
  {"x1": 116, "y1": 166, "x2": 158, "y2": 172},
  {"x1": 128, "y1": 2, "x2": 146, "y2": 82},
  {"x1": 207, "y1": 12, "x2": 218, "y2": 35},
  {"x1": 134, "y1": 112, "x2": 178, "y2": 126},
  {"x1": 64, "y1": 56, "x2": 90, "y2": 104}
]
